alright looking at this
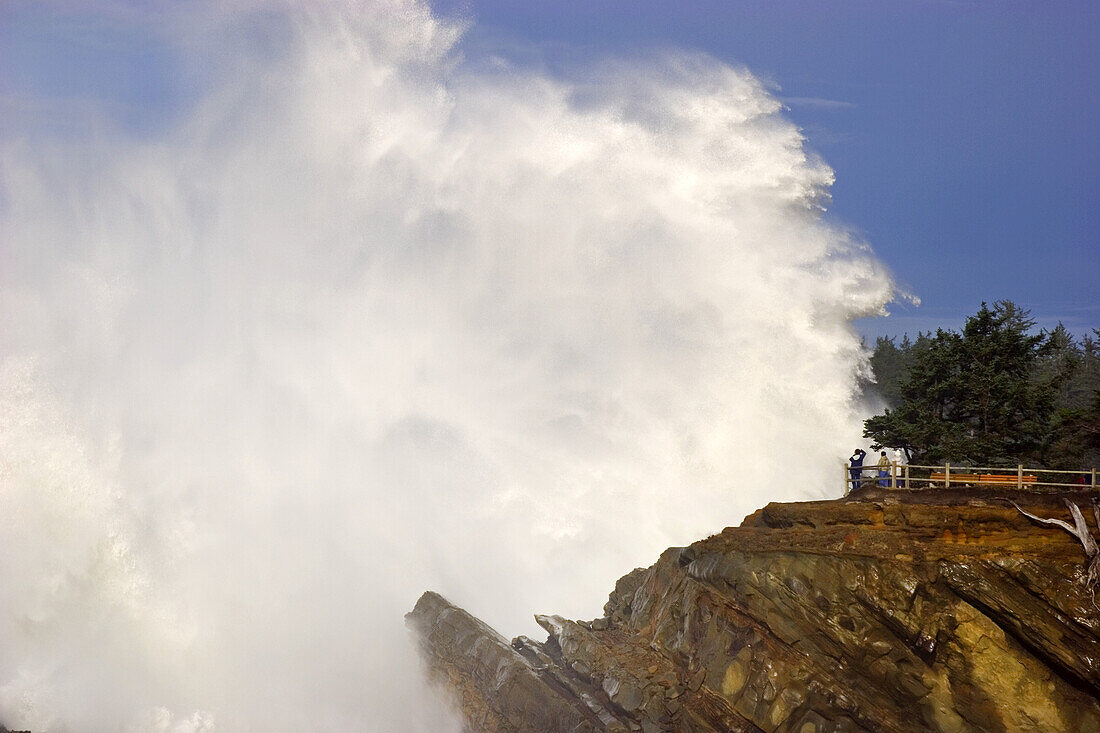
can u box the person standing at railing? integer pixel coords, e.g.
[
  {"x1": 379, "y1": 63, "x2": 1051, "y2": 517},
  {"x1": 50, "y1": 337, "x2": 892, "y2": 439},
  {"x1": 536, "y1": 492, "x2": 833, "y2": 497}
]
[
  {"x1": 849, "y1": 448, "x2": 867, "y2": 491},
  {"x1": 877, "y1": 450, "x2": 891, "y2": 487},
  {"x1": 893, "y1": 448, "x2": 904, "y2": 488}
]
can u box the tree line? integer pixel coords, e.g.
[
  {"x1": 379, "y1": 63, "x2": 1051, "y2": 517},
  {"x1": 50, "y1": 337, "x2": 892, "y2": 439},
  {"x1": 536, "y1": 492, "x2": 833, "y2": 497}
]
[{"x1": 862, "y1": 300, "x2": 1100, "y2": 469}]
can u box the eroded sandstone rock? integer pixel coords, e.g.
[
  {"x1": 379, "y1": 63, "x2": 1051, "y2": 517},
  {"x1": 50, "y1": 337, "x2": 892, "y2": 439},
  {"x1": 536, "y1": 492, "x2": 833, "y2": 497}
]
[{"x1": 408, "y1": 489, "x2": 1100, "y2": 732}]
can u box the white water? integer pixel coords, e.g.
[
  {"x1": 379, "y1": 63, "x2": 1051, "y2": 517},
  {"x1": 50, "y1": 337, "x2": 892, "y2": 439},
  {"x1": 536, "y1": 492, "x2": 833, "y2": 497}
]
[{"x1": 0, "y1": 2, "x2": 894, "y2": 731}]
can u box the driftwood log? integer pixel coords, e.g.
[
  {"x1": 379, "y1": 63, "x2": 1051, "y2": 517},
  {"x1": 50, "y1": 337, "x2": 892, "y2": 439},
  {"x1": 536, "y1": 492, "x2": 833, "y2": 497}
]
[{"x1": 1014, "y1": 498, "x2": 1100, "y2": 608}]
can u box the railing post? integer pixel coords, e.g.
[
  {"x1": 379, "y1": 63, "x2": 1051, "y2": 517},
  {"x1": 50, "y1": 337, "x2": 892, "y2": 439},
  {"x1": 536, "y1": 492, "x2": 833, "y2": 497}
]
[
  {"x1": 905, "y1": 464, "x2": 910, "y2": 490},
  {"x1": 1092, "y1": 467, "x2": 1096, "y2": 491},
  {"x1": 1017, "y1": 464, "x2": 1023, "y2": 490},
  {"x1": 890, "y1": 462, "x2": 897, "y2": 489},
  {"x1": 945, "y1": 462, "x2": 951, "y2": 488},
  {"x1": 843, "y1": 462, "x2": 850, "y2": 495}
]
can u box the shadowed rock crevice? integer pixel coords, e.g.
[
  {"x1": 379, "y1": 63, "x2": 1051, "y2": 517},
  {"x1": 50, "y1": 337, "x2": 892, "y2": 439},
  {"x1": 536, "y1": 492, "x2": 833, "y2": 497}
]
[{"x1": 408, "y1": 489, "x2": 1100, "y2": 732}]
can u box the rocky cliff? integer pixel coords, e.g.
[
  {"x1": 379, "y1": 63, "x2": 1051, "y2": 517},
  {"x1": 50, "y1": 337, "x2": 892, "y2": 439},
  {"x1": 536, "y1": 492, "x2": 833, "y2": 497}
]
[{"x1": 406, "y1": 488, "x2": 1100, "y2": 732}]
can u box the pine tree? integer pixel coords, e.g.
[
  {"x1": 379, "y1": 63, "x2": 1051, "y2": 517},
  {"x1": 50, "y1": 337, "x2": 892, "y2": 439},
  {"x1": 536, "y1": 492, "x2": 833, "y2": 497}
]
[
  {"x1": 867, "y1": 335, "x2": 913, "y2": 408},
  {"x1": 863, "y1": 302, "x2": 1069, "y2": 466},
  {"x1": 1045, "y1": 328, "x2": 1100, "y2": 468}
]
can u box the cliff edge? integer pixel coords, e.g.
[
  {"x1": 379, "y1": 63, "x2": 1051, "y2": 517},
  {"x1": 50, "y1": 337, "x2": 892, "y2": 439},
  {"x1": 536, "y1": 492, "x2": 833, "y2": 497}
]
[{"x1": 406, "y1": 489, "x2": 1100, "y2": 732}]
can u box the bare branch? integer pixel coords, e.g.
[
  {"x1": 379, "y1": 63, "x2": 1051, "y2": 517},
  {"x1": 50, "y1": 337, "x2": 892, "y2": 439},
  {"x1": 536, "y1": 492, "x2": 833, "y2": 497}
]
[
  {"x1": 1014, "y1": 501, "x2": 1100, "y2": 613},
  {"x1": 1013, "y1": 502, "x2": 1079, "y2": 536},
  {"x1": 1066, "y1": 500, "x2": 1100, "y2": 558}
]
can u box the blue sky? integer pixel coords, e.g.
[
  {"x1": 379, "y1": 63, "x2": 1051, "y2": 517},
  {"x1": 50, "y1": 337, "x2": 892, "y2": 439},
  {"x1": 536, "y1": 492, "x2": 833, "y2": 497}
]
[{"x1": 3, "y1": 0, "x2": 1097, "y2": 338}]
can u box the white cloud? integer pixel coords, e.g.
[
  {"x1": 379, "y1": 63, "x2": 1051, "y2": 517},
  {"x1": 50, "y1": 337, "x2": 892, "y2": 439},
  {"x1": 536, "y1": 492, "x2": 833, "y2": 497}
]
[{"x1": 781, "y1": 96, "x2": 857, "y2": 110}]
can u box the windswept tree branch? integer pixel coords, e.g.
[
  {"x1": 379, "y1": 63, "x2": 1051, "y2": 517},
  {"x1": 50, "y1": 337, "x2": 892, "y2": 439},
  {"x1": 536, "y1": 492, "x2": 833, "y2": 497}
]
[
  {"x1": 1012, "y1": 502, "x2": 1079, "y2": 537},
  {"x1": 1066, "y1": 499, "x2": 1099, "y2": 558},
  {"x1": 1014, "y1": 500, "x2": 1100, "y2": 612}
]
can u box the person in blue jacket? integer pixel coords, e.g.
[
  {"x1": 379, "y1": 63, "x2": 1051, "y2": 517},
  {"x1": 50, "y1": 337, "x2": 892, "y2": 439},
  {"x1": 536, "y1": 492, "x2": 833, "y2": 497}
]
[{"x1": 848, "y1": 448, "x2": 867, "y2": 492}]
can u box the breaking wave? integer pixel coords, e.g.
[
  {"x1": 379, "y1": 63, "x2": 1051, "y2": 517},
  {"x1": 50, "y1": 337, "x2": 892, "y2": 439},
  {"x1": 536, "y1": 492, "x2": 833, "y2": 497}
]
[{"x1": 0, "y1": 1, "x2": 893, "y2": 730}]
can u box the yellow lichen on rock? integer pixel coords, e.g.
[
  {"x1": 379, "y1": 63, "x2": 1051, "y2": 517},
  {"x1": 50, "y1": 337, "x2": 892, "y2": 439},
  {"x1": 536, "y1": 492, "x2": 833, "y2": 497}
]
[{"x1": 720, "y1": 645, "x2": 752, "y2": 701}]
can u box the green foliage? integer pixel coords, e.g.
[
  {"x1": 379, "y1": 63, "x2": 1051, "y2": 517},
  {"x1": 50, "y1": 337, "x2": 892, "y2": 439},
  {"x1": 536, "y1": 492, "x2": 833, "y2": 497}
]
[
  {"x1": 866, "y1": 335, "x2": 913, "y2": 408},
  {"x1": 1044, "y1": 329, "x2": 1100, "y2": 468},
  {"x1": 1046, "y1": 396, "x2": 1100, "y2": 470},
  {"x1": 863, "y1": 301, "x2": 1092, "y2": 467}
]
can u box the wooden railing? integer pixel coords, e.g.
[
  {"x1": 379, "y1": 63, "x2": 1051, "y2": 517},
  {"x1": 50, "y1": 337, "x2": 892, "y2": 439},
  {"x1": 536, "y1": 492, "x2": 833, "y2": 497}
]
[{"x1": 843, "y1": 461, "x2": 1098, "y2": 493}]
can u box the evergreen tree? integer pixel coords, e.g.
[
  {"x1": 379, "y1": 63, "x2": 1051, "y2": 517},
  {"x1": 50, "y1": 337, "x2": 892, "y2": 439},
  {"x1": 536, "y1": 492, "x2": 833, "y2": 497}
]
[
  {"x1": 867, "y1": 334, "x2": 913, "y2": 408},
  {"x1": 863, "y1": 301, "x2": 1069, "y2": 466},
  {"x1": 1045, "y1": 328, "x2": 1100, "y2": 468},
  {"x1": 863, "y1": 329, "x2": 962, "y2": 464}
]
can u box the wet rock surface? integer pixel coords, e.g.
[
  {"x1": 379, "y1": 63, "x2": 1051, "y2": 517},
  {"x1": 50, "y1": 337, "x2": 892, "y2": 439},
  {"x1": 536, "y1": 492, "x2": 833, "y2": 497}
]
[{"x1": 407, "y1": 489, "x2": 1100, "y2": 732}]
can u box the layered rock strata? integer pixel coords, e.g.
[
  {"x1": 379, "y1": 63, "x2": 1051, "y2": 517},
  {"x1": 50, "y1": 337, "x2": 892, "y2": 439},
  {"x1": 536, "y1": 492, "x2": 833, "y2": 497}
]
[{"x1": 406, "y1": 488, "x2": 1100, "y2": 732}]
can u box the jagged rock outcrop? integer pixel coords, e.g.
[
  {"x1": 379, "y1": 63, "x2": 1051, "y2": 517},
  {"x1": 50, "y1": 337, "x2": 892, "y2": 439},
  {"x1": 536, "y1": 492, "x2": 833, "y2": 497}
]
[{"x1": 406, "y1": 488, "x2": 1100, "y2": 732}]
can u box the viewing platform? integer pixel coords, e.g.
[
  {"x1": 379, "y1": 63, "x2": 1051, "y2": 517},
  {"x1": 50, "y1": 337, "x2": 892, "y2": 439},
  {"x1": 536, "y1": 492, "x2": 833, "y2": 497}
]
[{"x1": 845, "y1": 461, "x2": 1097, "y2": 493}]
